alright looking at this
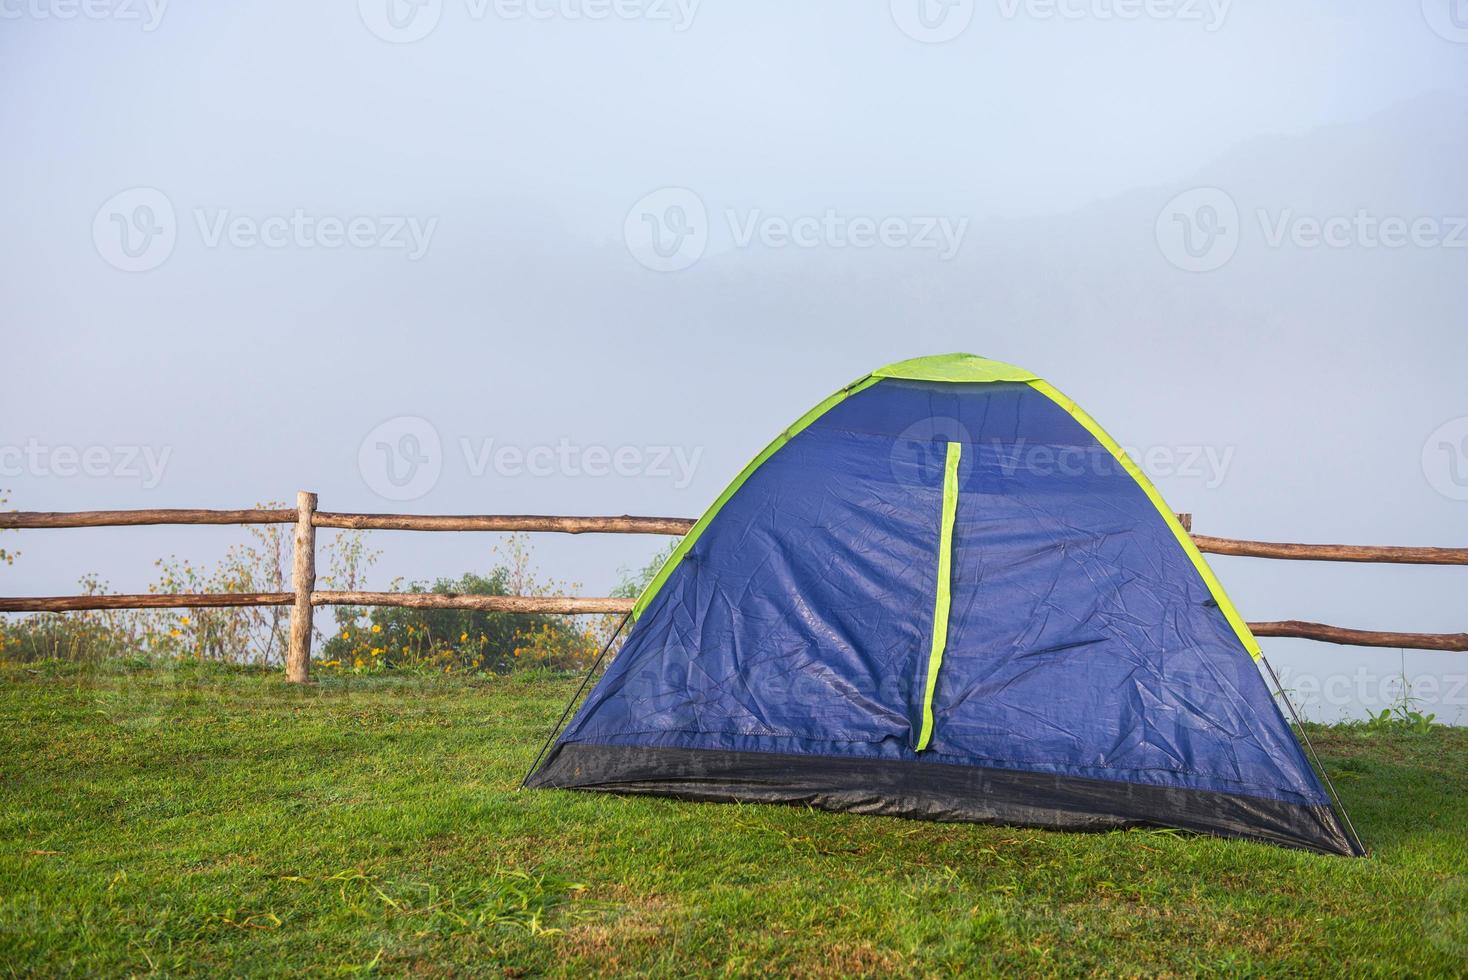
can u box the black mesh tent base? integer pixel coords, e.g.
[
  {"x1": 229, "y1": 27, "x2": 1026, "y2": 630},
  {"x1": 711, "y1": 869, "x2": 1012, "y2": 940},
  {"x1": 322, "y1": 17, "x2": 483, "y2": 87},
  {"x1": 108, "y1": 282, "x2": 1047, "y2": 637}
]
[{"x1": 528, "y1": 743, "x2": 1363, "y2": 857}]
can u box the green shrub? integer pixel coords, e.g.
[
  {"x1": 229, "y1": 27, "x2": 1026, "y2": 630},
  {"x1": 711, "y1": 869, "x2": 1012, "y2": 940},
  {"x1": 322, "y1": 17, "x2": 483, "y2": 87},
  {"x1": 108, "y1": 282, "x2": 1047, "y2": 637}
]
[
  {"x1": 317, "y1": 569, "x2": 600, "y2": 674},
  {"x1": 0, "y1": 609, "x2": 134, "y2": 664}
]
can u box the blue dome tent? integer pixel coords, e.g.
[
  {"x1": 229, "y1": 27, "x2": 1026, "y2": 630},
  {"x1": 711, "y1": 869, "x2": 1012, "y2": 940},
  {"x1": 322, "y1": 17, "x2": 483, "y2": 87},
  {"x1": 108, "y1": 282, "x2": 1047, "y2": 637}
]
[{"x1": 526, "y1": 354, "x2": 1362, "y2": 856}]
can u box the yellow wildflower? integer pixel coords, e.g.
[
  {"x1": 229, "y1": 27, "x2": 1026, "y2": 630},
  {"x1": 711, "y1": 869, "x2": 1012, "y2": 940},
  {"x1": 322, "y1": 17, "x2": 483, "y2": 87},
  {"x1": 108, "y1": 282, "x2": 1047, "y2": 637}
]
[
  {"x1": 371, "y1": 624, "x2": 382, "y2": 634},
  {"x1": 460, "y1": 632, "x2": 468, "y2": 643}
]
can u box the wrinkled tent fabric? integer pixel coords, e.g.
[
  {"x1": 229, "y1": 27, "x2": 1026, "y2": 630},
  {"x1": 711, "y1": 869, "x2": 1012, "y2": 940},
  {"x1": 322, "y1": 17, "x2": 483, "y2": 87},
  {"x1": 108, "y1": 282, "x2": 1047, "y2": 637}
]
[{"x1": 527, "y1": 355, "x2": 1362, "y2": 856}]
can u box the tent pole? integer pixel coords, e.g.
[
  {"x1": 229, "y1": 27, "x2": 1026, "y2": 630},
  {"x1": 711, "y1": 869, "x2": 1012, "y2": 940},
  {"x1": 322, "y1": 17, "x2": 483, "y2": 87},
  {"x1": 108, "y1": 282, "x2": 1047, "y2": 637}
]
[
  {"x1": 518, "y1": 611, "x2": 632, "y2": 790},
  {"x1": 1260, "y1": 654, "x2": 1367, "y2": 856}
]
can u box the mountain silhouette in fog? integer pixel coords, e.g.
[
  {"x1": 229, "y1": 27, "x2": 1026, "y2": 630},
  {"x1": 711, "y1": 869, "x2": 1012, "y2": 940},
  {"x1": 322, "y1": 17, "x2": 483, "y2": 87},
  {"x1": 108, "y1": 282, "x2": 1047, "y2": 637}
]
[{"x1": 619, "y1": 90, "x2": 1468, "y2": 375}]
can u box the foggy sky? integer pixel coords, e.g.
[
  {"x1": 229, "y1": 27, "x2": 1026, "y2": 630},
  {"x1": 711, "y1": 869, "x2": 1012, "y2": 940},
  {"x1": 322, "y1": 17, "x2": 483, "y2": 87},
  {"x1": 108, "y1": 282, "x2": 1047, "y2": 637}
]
[{"x1": 3, "y1": 0, "x2": 1466, "y2": 721}]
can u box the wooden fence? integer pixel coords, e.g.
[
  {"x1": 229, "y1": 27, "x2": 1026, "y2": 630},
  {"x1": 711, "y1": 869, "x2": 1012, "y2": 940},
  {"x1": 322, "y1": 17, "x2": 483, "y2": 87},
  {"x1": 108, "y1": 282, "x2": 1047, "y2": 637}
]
[{"x1": 1, "y1": 493, "x2": 1465, "y2": 681}]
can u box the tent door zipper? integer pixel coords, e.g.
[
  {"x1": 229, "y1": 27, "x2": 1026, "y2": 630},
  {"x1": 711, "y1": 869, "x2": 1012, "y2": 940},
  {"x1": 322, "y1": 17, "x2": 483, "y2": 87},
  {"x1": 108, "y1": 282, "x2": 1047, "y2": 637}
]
[{"x1": 914, "y1": 440, "x2": 961, "y2": 752}]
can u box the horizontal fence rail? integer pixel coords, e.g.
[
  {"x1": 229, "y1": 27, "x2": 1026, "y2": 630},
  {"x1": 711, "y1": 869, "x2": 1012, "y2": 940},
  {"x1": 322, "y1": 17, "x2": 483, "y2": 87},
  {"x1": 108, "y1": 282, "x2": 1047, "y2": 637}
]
[
  {"x1": 2, "y1": 508, "x2": 297, "y2": 528},
  {"x1": 313, "y1": 514, "x2": 697, "y2": 534},
  {"x1": 311, "y1": 592, "x2": 634, "y2": 615},
  {"x1": 1190, "y1": 535, "x2": 1468, "y2": 566},
  {"x1": 1, "y1": 509, "x2": 696, "y2": 536},
  {"x1": 9, "y1": 508, "x2": 1468, "y2": 565},
  {"x1": 0, "y1": 593, "x2": 295, "y2": 611},
  {"x1": 2, "y1": 496, "x2": 1465, "y2": 679},
  {"x1": 2, "y1": 593, "x2": 1464, "y2": 652},
  {"x1": 1248, "y1": 621, "x2": 1468, "y2": 652},
  {"x1": 0, "y1": 593, "x2": 630, "y2": 615}
]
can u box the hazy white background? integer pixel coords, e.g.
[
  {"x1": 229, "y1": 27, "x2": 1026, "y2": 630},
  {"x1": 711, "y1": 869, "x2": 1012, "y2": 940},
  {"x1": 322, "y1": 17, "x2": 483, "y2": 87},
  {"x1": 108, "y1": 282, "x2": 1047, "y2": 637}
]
[{"x1": 2, "y1": 0, "x2": 1466, "y2": 721}]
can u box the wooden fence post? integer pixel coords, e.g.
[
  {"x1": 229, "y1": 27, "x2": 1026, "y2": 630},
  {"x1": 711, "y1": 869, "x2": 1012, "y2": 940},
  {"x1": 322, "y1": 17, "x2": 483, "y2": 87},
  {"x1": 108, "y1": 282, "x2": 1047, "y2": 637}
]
[{"x1": 287, "y1": 490, "x2": 317, "y2": 683}]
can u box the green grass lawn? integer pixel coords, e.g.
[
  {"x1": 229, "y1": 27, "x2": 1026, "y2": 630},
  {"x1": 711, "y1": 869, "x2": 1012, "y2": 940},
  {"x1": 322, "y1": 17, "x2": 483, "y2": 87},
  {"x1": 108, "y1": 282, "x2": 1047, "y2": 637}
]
[{"x1": 1, "y1": 660, "x2": 1465, "y2": 977}]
